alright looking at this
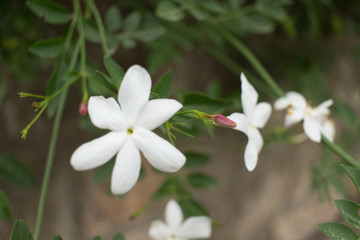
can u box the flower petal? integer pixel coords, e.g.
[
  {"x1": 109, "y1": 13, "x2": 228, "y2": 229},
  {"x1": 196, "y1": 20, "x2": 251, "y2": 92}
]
[
  {"x1": 274, "y1": 96, "x2": 290, "y2": 110},
  {"x1": 177, "y1": 216, "x2": 212, "y2": 239},
  {"x1": 148, "y1": 220, "x2": 173, "y2": 239},
  {"x1": 71, "y1": 132, "x2": 126, "y2": 171},
  {"x1": 135, "y1": 99, "x2": 182, "y2": 131},
  {"x1": 244, "y1": 127, "x2": 263, "y2": 172},
  {"x1": 303, "y1": 117, "x2": 321, "y2": 142},
  {"x1": 285, "y1": 91, "x2": 307, "y2": 109},
  {"x1": 132, "y1": 128, "x2": 186, "y2": 172},
  {"x1": 111, "y1": 139, "x2": 141, "y2": 194},
  {"x1": 251, "y1": 102, "x2": 272, "y2": 129},
  {"x1": 313, "y1": 99, "x2": 333, "y2": 118},
  {"x1": 241, "y1": 73, "x2": 258, "y2": 118},
  {"x1": 248, "y1": 127, "x2": 263, "y2": 151},
  {"x1": 88, "y1": 96, "x2": 127, "y2": 131},
  {"x1": 318, "y1": 99, "x2": 333, "y2": 109},
  {"x1": 165, "y1": 200, "x2": 183, "y2": 231},
  {"x1": 244, "y1": 141, "x2": 259, "y2": 172},
  {"x1": 321, "y1": 119, "x2": 335, "y2": 142},
  {"x1": 118, "y1": 65, "x2": 151, "y2": 124},
  {"x1": 227, "y1": 112, "x2": 249, "y2": 134},
  {"x1": 284, "y1": 108, "x2": 304, "y2": 128}
]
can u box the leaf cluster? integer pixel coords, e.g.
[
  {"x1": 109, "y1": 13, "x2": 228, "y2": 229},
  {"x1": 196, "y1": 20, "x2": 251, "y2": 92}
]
[{"x1": 318, "y1": 165, "x2": 360, "y2": 239}]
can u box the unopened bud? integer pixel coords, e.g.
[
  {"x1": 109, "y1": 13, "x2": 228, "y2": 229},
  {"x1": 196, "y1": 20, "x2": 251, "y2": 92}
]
[
  {"x1": 208, "y1": 113, "x2": 237, "y2": 128},
  {"x1": 79, "y1": 102, "x2": 88, "y2": 115}
]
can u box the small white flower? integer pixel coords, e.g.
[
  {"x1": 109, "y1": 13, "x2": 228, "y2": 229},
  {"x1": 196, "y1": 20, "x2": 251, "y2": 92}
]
[
  {"x1": 274, "y1": 91, "x2": 335, "y2": 142},
  {"x1": 70, "y1": 65, "x2": 186, "y2": 194},
  {"x1": 227, "y1": 73, "x2": 272, "y2": 172},
  {"x1": 149, "y1": 199, "x2": 212, "y2": 240}
]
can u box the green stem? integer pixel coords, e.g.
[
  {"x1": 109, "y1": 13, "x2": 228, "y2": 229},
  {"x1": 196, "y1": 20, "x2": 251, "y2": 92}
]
[
  {"x1": 321, "y1": 136, "x2": 360, "y2": 169},
  {"x1": 33, "y1": 1, "x2": 81, "y2": 238},
  {"x1": 86, "y1": 0, "x2": 110, "y2": 56},
  {"x1": 77, "y1": 3, "x2": 88, "y2": 102},
  {"x1": 18, "y1": 92, "x2": 47, "y2": 99},
  {"x1": 33, "y1": 89, "x2": 68, "y2": 240},
  {"x1": 21, "y1": 102, "x2": 48, "y2": 139},
  {"x1": 211, "y1": 25, "x2": 284, "y2": 98}
]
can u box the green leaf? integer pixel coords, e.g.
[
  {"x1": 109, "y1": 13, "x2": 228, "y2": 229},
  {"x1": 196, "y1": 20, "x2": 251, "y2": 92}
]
[
  {"x1": 153, "y1": 70, "x2": 173, "y2": 98},
  {"x1": 228, "y1": 13, "x2": 274, "y2": 35},
  {"x1": 105, "y1": 6, "x2": 122, "y2": 33},
  {"x1": 334, "y1": 199, "x2": 360, "y2": 229},
  {"x1": 123, "y1": 12, "x2": 141, "y2": 32},
  {"x1": 29, "y1": 37, "x2": 64, "y2": 58},
  {"x1": 52, "y1": 235, "x2": 63, "y2": 240},
  {"x1": 95, "y1": 70, "x2": 115, "y2": 88},
  {"x1": 0, "y1": 153, "x2": 36, "y2": 187},
  {"x1": 156, "y1": 1, "x2": 185, "y2": 22},
  {"x1": 133, "y1": 26, "x2": 166, "y2": 43},
  {"x1": 229, "y1": 0, "x2": 245, "y2": 8},
  {"x1": 184, "y1": 152, "x2": 210, "y2": 168},
  {"x1": 0, "y1": 71, "x2": 5, "y2": 107},
  {"x1": 84, "y1": 18, "x2": 101, "y2": 43},
  {"x1": 0, "y1": 189, "x2": 12, "y2": 222},
  {"x1": 92, "y1": 237, "x2": 101, "y2": 240},
  {"x1": 318, "y1": 222, "x2": 358, "y2": 240},
  {"x1": 104, "y1": 56, "x2": 124, "y2": 89},
  {"x1": 178, "y1": 198, "x2": 208, "y2": 217},
  {"x1": 121, "y1": 39, "x2": 137, "y2": 49},
  {"x1": 93, "y1": 159, "x2": 114, "y2": 183},
  {"x1": 26, "y1": 0, "x2": 71, "y2": 24},
  {"x1": 262, "y1": 4, "x2": 287, "y2": 22},
  {"x1": 182, "y1": 92, "x2": 226, "y2": 113},
  {"x1": 198, "y1": 1, "x2": 226, "y2": 14},
  {"x1": 187, "y1": 173, "x2": 217, "y2": 189},
  {"x1": 341, "y1": 165, "x2": 360, "y2": 192},
  {"x1": 10, "y1": 220, "x2": 33, "y2": 240},
  {"x1": 112, "y1": 233, "x2": 125, "y2": 240},
  {"x1": 88, "y1": 74, "x2": 117, "y2": 98},
  {"x1": 187, "y1": 3, "x2": 207, "y2": 21},
  {"x1": 152, "y1": 177, "x2": 180, "y2": 200}
]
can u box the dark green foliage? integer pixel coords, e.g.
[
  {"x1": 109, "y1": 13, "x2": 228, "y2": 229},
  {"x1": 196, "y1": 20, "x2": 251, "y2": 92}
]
[
  {"x1": 0, "y1": 190, "x2": 12, "y2": 222},
  {"x1": 318, "y1": 165, "x2": 360, "y2": 239},
  {"x1": 0, "y1": 153, "x2": 36, "y2": 187},
  {"x1": 10, "y1": 220, "x2": 33, "y2": 240},
  {"x1": 184, "y1": 152, "x2": 210, "y2": 169},
  {"x1": 153, "y1": 70, "x2": 173, "y2": 98},
  {"x1": 26, "y1": 0, "x2": 71, "y2": 24}
]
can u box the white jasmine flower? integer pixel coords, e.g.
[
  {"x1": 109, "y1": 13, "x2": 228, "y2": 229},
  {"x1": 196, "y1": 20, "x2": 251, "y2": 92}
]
[
  {"x1": 71, "y1": 65, "x2": 186, "y2": 194},
  {"x1": 227, "y1": 73, "x2": 272, "y2": 172},
  {"x1": 149, "y1": 199, "x2": 212, "y2": 240},
  {"x1": 274, "y1": 91, "x2": 335, "y2": 142}
]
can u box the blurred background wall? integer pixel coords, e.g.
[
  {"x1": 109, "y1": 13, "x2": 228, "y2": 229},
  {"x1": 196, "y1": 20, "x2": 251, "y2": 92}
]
[{"x1": 1, "y1": 0, "x2": 360, "y2": 239}]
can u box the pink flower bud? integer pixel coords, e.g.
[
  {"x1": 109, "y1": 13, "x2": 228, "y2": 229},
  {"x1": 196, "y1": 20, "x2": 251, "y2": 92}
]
[
  {"x1": 79, "y1": 102, "x2": 88, "y2": 115},
  {"x1": 211, "y1": 114, "x2": 237, "y2": 128}
]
